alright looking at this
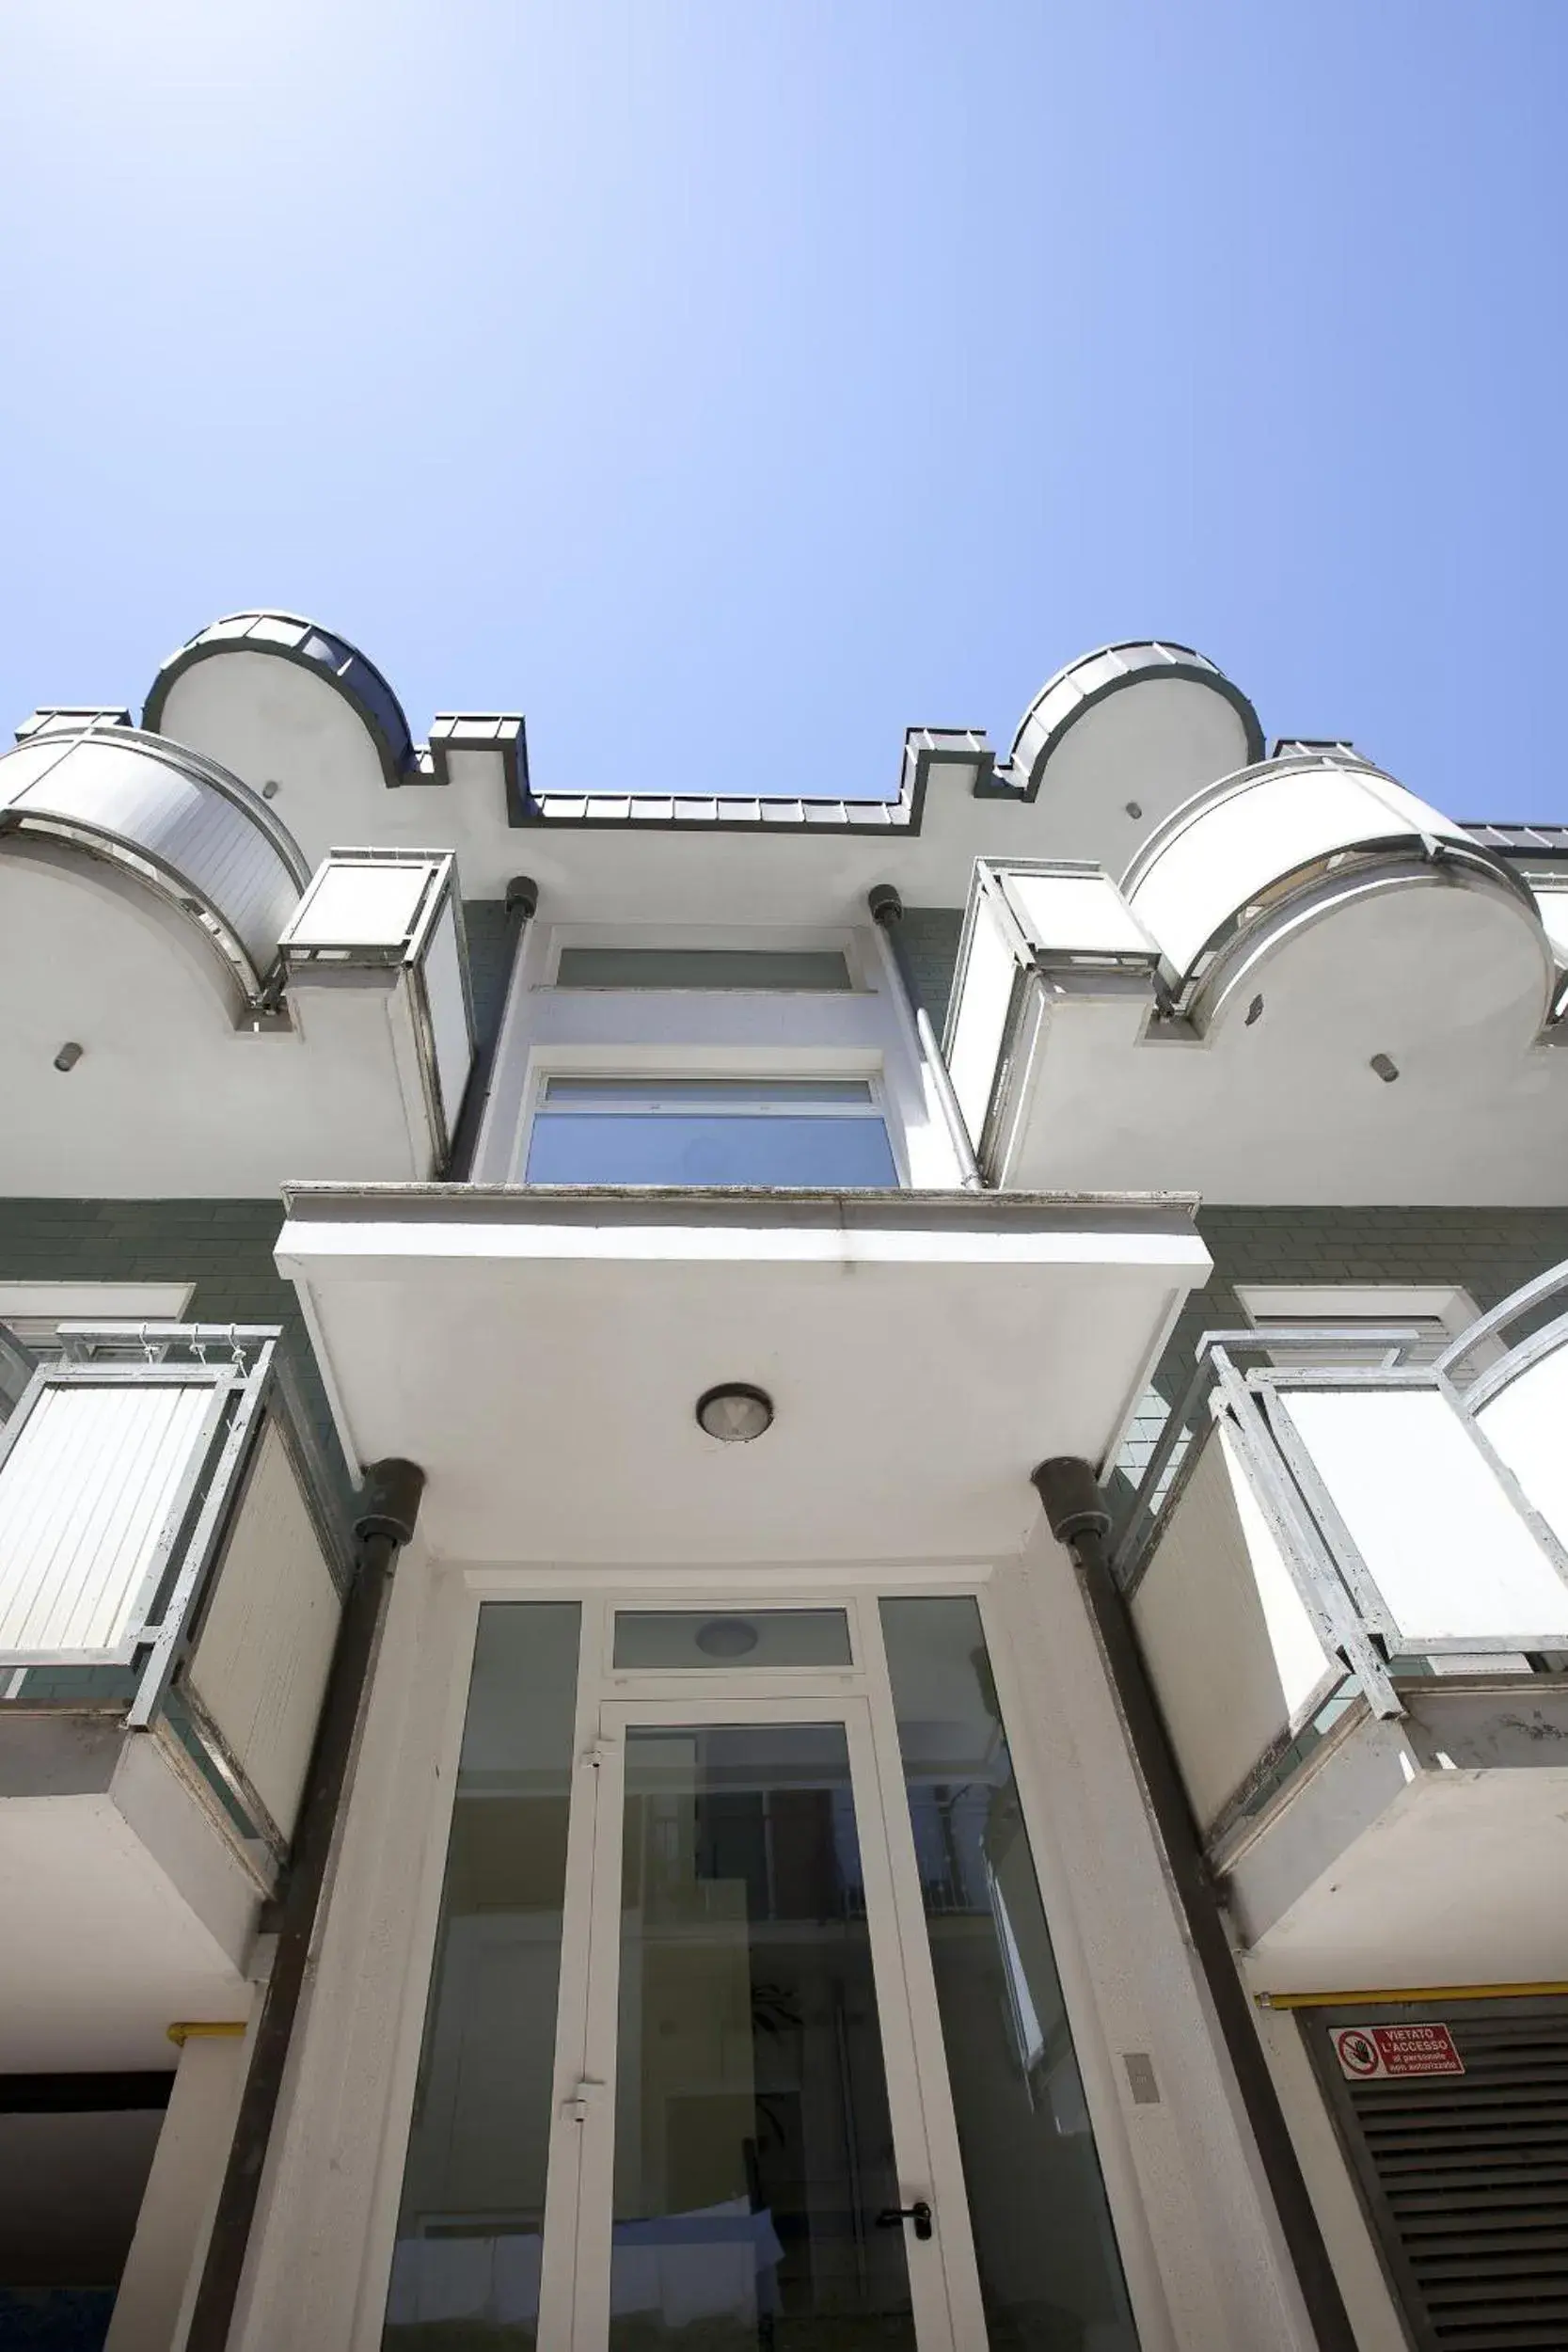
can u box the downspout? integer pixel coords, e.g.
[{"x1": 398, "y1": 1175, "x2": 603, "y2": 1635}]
[
  {"x1": 1031, "y1": 1456, "x2": 1357, "y2": 2352},
  {"x1": 447, "y1": 874, "x2": 538, "y2": 1181},
  {"x1": 867, "y1": 883, "x2": 984, "y2": 1190},
  {"x1": 184, "y1": 1456, "x2": 426, "y2": 2352}
]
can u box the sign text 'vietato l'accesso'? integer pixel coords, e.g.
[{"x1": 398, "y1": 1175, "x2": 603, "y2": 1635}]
[{"x1": 1332, "y1": 2023, "x2": 1465, "y2": 2080}]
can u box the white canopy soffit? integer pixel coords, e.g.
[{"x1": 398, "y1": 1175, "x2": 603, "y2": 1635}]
[{"x1": 276, "y1": 1186, "x2": 1210, "y2": 1566}]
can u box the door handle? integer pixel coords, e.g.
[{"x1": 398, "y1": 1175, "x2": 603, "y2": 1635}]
[{"x1": 876, "y1": 2200, "x2": 933, "y2": 2242}]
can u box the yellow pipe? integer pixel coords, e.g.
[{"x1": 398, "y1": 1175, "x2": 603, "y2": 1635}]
[
  {"x1": 167, "y1": 2021, "x2": 248, "y2": 2045},
  {"x1": 1257, "y1": 1982, "x2": 1568, "y2": 2010}
]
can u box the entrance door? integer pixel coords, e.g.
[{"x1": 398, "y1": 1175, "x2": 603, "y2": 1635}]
[
  {"x1": 383, "y1": 1594, "x2": 1143, "y2": 2352},
  {"x1": 551, "y1": 1691, "x2": 980, "y2": 2352}
]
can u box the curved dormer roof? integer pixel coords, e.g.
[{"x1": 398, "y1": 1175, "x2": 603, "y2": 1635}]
[
  {"x1": 1006, "y1": 641, "x2": 1264, "y2": 796},
  {"x1": 144, "y1": 611, "x2": 416, "y2": 791}
]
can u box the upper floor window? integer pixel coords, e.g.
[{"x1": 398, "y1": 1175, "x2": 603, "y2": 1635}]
[
  {"x1": 1237, "y1": 1284, "x2": 1483, "y2": 1369},
  {"x1": 525, "y1": 1075, "x2": 899, "y2": 1187},
  {"x1": 551, "y1": 946, "x2": 853, "y2": 992}
]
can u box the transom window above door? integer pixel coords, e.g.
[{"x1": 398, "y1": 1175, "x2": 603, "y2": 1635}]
[{"x1": 524, "y1": 1076, "x2": 901, "y2": 1188}]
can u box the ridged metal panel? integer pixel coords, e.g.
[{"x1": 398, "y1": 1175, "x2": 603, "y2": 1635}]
[
  {"x1": 0, "y1": 1382, "x2": 215, "y2": 1656},
  {"x1": 1315, "y1": 2002, "x2": 1568, "y2": 2350},
  {"x1": 186, "y1": 1419, "x2": 340, "y2": 1838},
  {"x1": 0, "y1": 728, "x2": 307, "y2": 993}
]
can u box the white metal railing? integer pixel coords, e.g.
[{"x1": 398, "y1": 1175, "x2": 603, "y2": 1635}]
[
  {"x1": 0, "y1": 1322, "x2": 351, "y2": 1869},
  {"x1": 1116, "y1": 1279, "x2": 1568, "y2": 1839}
]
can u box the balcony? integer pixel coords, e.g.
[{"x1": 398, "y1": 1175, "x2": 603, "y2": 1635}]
[
  {"x1": 0, "y1": 1323, "x2": 349, "y2": 2069},
  {"x1": 942, "y1": 754, "x2": 1568, "y2": 1201},
  {"x1": 0, "y1": 715, "x2": 476, "y2": 1192},
  {"x1": 1116, "y1": 1270, "x2": 1568, "y2": 1993}
]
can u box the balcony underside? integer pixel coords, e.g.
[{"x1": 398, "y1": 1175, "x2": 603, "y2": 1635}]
[
  {"x1": 0, "y1": 1716, "x2": 252, "y2": 2071},
  {"x1": 277, "y1": 1185, "x2": 1209, "y2": 1566},
  {"x1": 1223, "y1": 1680, "x2": 1568, "y2": 1994}
]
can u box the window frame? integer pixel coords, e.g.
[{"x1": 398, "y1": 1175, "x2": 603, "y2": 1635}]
[{"x1": 518, "y1": 1054, "x2": 908, "y2": 1188}]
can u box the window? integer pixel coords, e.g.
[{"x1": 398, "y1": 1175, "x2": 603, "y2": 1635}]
[
  {"x1": 611, "y1": 1608, "x2": 852, "y2": 1669},
  {"x1": 524, "y1": 1076, "x2": 899, "y2": 1188},
  {"x1": 1236, "y1": 1285, "x2": 1484, "y2": 1369},
  {"x1": 552, "y1": 946, "x2": 852, "y2": 991}
]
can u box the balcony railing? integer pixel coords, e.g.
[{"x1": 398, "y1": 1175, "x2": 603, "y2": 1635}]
[
  {"x1": 1113, "y1": 1277, "x2": 1568, "y2": 1849},
  {"x1": 0, "y1": 1322, "x2": 351, "y2": 1880}
]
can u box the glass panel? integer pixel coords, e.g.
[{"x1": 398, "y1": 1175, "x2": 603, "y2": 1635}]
[
  {"x1": 542, "y1": 1080, "x2": 874, "y2": 1109},
  {"x1": 880, "y1": 1597, "x2": 1140, "y2": 2352},
  {"x1": 526, "y1": 1115, "x2": 898, "y2": 1188},
  {"x1": 383, "y1": 1602, "x2": 581, "y2": 2350},
  {"x1": 610, "y1": 1724, "x2": 916, "y2": 2350},
  {"x1": 555, "y1": 949, "x2": 852, "y2": 992},
  {"x1": 613, "y1": 1611, "x2": 852, "y2": 1671}
]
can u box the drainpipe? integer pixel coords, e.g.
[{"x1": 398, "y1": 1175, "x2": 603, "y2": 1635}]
[
  {"x1": 1031, "y1": 1457, "x2": 1357, "y2": 2352},
  {"x1": 447, "y1": 874, "x2": 539, "y2": 1181},
  {"x1": 867, "y1": 884, "x2": 984, "y2": 1190},
  {"x1": 184, "y1": 1457, "x2": 426, "y2": 2352}
]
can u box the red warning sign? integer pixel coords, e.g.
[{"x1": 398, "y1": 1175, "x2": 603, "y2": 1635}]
[{"x1": 1332, "y1": 2023, "x2": 1465, "y2": 2080}]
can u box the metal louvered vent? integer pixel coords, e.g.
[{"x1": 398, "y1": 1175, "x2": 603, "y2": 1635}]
[{"x1": 1306, "y1": 2000, "x2": 1568, "y2": 2350}]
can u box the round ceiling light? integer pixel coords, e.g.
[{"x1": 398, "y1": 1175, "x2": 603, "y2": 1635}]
[
  {"x1": 696, "y1": 1617, "x2": 760, "y2": 1658},
  {"x1": 696, "y1": 1383, "x2": 774, "y2": 1443}
]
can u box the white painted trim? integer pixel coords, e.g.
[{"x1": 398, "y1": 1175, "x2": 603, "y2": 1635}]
[
  {"x1": 0, "y1": 1281, "x2": 196, "y2": 1322},
  {"x1": 1237, "y1": 1283, "x2": 1481, "y2": 1338},
  {"x1": 352, "y1": 1568, "x2": 483, "y2": 2349},
  {"x1": 513, "y1": 1049, "x2": 908, "y2": 1189},
  {"x1": 974, "y1": 1567, "x2": 1179, "y2": 2351},
  {"x1": 277, "y1": 1215, "x2": 1212, "y2": 1277}
]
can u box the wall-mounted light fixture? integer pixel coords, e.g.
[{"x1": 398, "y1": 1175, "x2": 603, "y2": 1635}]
[{"x1": 53, "y1": 1042, "x2": 84, "y2": 1073}]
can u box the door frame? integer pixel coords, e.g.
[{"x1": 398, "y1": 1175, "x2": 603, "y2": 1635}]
[
  {"x1": 356, "y1": 1569, "x2": 1167, "y2": 2352},
  {"x1": 538, "y1": 1651, "x2": 989, "y2": 2348}
]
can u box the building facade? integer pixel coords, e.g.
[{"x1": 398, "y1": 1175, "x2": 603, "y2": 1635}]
[{"x1": 2, "y1": 619, "x2": 1566, "y2": 2352}]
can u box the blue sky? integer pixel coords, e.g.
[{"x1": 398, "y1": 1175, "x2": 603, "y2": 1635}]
[{"x1": 2, "y1": 1, "x2": 1564, "y2": 817}]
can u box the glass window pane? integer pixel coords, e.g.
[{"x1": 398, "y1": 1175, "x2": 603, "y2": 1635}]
[
  {"x1": 383, "y1": 1602, "x2": 581, "y2": 2351},
  {"x1": 555, "y1": 948, "x2": 852, "y2": 991},
  {"x1": 610, "y1": 1723, "x2": 915, "y2": 2349},
  {"x1": 612, "y1": 1611, "x2": 852, "y2": 1670},
  {"x1": 526, "y1": 1114, "x2": 898, "y2": 1188},
  {"x1": 542, "y1": 1079, "x2": 874, "y2": 1109},
  {"x1": 880, "y1": 1597, "x2": 1140, "y2": 2352}
]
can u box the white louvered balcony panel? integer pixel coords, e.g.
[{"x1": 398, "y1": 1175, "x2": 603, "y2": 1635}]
[{"x1": 0, "y1": 1382, "x2": 216, "y2": 1657}]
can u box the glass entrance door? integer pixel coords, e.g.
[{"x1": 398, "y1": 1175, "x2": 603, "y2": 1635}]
[
  {"x1": 562, "y1": 1696, "x2": 973, "y2": 2352},
  {"x1": 383, "y1": 1596, "x2": 1141, "y2": 2352}
]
